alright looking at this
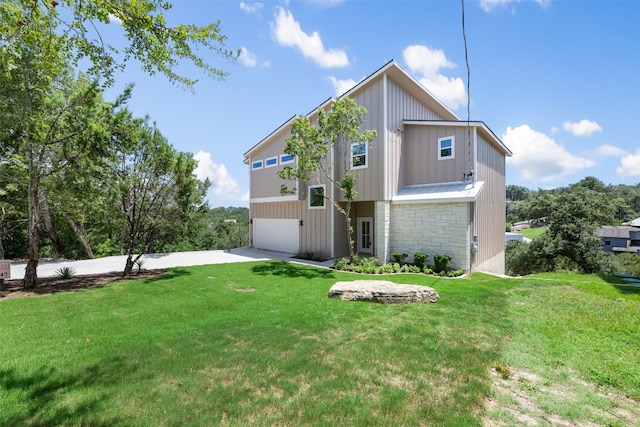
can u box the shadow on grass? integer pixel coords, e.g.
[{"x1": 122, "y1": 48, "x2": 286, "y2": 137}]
[
  {"x1": 0, "y1": 356, "x2": 136, "y2": 426},
  {"x1": 251, "y1": 260, "x2": 335, "y2": 279},
  {"x1": 142, "y1": 268, "x2": 192, "y2": 283},
  {"x1": 599, "y1": 274, "x2": 640, "y2": 295}
]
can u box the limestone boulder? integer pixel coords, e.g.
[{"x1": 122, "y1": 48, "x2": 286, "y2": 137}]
[{"x1": 328, "y1": 280, "x2": 439, "y2": 304}]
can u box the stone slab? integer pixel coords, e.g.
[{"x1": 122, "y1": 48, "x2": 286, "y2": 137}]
[{"x1": 328, "y1": 280, "x2": 439, "y2": 304}]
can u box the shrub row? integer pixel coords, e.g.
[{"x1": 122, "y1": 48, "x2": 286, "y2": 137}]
[{"x1": 332, "y1": 254, "x2": 462, "y2": 277}]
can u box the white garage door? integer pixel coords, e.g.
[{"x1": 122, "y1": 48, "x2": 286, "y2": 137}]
[{"x1": 253, "y1": 218, "x2": 300, "y2": 254}]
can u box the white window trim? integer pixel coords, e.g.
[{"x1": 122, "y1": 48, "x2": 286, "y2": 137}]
[
  {"x1": 264, "y1": 156, "x2": 278, "y2": 168},
  {"x1": 308, "y1": 185, "x2": 326, "y2": 210},
  {"x1": 350, "y1": 142, "x2": 368, "y2": 170},
  {"x1": 438, "y1": 135, "x2": 455, "y2": 160},
  {"x1": 280, "y1": 153, "x2": 295, "y2": 165},
  {"x1": 251, "y1": 159, "x2": 263, "y2": 170}
]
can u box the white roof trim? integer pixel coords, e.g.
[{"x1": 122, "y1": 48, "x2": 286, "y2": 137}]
[
  {"x1": 244, "y1": 61, "x2": 459, "y2": 159},
  {"x1": 392, "y1": 181, "x2": 485, "y2": 204}
]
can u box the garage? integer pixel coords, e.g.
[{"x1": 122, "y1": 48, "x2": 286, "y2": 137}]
[{"x1": 252, "y1": 218, "x2": 300, "y2": 254}]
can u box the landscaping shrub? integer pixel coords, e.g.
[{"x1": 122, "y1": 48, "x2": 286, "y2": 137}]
[
  {"x1": 55, "y1": 266, "x2": 76, "y2": 279},
  {"x1": 392, "y1": 252, "x2": 408, "y2": 263},
  {"x1": 413, "y1": 252, "x2": 427, "y2": 269},
  {"x1": 332, "y1": 257, "x2": 350, "y2": 270},
  {"x1": 433, "y1": 254, "x2": 451, "y2": 273}
]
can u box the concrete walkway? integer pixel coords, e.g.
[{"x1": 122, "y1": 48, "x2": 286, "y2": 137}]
[{"x1": 6, "y1": 247, "x2": 333, "y2": 281}]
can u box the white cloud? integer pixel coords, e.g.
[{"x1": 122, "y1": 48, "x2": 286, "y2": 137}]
[
  {"x1": 403, "y1": 45, "x2": 467, "y2": 110},
  {"x1": 595, "y1": 144, "x2": 627, "y2": 157},
  {"x1": 504, "y1": 124, "x2": 596, "y2": 181},
  {"x1": 107, "y1": 13, "x2": 122, "y2": 24},
  {"x1": 271, "y1": 7, "x2": 349, "y2": 68},
  {"x1": 239, "y1": 47, "x2": 257, "y2": 67},
  {"x1": 328, "y1": 76, "x2": 357, "y2": 96},
  {"x1": 240, "y1": 190, "x2": 250, "y2": 202},
  {"x1": 193, "y1": 151, "x2": 240, "y2": 197},
  {"x1": 562, "y1": 119, "x2": 602, "y2": 137},
  {"x1": 480, "y1": 0, "x2": 551, "y2": 13},
  {"x1": 240, "y1": 2, "x2": 263, "y2": 14},
  {"x1": 617, "y1": 148, "x2": 640, "y2": 178}
]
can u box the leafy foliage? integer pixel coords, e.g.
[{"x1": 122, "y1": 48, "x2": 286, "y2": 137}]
[{"x1": 278, "y1": 97, "x2": 377, "y2": 259}]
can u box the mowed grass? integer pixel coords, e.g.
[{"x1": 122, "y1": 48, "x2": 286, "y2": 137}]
[
  {"x1": 0, "y1": 262, "x2": 638, "y2": 426},
  {"x1": 516, "y1": 226, "x2": 547, "y2": 240}
]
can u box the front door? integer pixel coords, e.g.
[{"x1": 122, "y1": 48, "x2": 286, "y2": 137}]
[{"x1": 357, "y1": 217, "x2": 373, "y2": 254}]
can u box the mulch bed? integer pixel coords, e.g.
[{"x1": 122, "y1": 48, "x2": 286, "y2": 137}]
[{"x1": 0, "y1": 270, "x2": 164, "y2": 300}]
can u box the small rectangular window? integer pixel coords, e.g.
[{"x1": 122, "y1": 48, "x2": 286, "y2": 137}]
[
  {"x1": 309, "y1": 185, "x2": 325, "y2": 209},
  {"x1": 280, "y1": 154, "x2": 294, "y2": 164},
  {"x1": 251, "y1": 160, "x2": 263, "y2": 170},
  {"x1": 438, "y1": 136, "x2": 455, "y2": 160},
  {"x1": 265, "y1": 156, "x2": 278, "y2": 168},
  {"x1": 351, "y1": 142, "x2": 368, "y2": 169},
  {"x1": 604, "y1": 240, "x2": 611, "y2": 246}
]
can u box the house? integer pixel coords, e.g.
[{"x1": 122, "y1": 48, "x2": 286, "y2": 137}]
[
  {"x1": 243, "y1": 61, "x2": 512, "y2": 274},
  {"x1": 595, "y1": 225, "x2": 640, "y2": 254}
]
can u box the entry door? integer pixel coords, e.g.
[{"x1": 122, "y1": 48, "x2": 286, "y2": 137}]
[{"x1": 357, "y1": 217, "x2": 373, "y2": 254}]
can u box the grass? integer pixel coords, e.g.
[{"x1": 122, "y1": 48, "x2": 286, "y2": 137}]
[
  {"x1": 0, "y1": 262, "x2": 638, "y2": 426},
  {"x1": 516, "y1": 226, "x2": 547, "y2": 239}
]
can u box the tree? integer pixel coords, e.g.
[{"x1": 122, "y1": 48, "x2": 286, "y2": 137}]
[
  {"x1": 1, "y1": 0, "x2": 236, "y2": 288},
  {"x1": 110, "y1": 115, "x2": 208, "y2": 276},
  {"x1": 278, "y1": 97, "x2": 377, "y2": 259}
]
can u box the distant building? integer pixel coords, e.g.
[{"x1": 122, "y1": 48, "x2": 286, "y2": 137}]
[{"x1": 595, "y1": 225, "x2": 640, "y2": 254}]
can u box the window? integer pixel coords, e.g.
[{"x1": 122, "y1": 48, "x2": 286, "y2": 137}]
[
  {"x1": 604, "y1": 240, "x2": 611, "y2": 246},
  {"x1": 265, "y1": 156, "x2": 278, "y2": 168},
  {"x1": 351, "y1": 142, "x2": 368, "y2": 169},
  {"x1": 438, "y1": 136, "x2": 455, "y2": 160},
  {"x1": 251, "y1": 159, "x2": 263, "y2": 170},
  {"x1": 309, "y1": 185, "x2": 325, "y2": 209},
  {"x1": 280, "y1": 153, "x2": 294, "y2": 164}
]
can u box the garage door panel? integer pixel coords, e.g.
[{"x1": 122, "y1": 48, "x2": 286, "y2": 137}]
[{"x1": 253, "y1": 218, "x2": 299, "y2": 254}]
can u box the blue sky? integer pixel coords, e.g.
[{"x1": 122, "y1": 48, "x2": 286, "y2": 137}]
[{"x1": 103, "y1": 0, "x2": 639, "y2": 207}]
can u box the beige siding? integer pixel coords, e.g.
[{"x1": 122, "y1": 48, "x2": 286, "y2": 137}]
[
  {"x1": 385, "y1": 79, "x2": 449, "y2": 198},
  {"x1": 473, "y1": 133, "x2": 506, "y2": 274},
  {"x1": 403, "y1": 126, "x2": 473, "y2": 186},
  {"x1": 250, "y1": 200, "x2": 334, "y2": 259},
  {"x1": 249, "y1": 131, "x2": 302, "y2": 200}
]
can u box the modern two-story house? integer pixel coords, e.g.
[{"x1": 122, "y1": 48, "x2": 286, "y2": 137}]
[{"x1": 243, "y1": 61, "x2": 512, "y2": 274}]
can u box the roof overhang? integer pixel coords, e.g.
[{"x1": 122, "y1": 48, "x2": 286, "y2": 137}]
[
  {"x1": 244, "y1": 60, "x2": 460, "y2": 161},
  {"x1": 403, "y1": 120, "x2": 512, "y2": 157},
  {"x1": 392, "y1": 181, "x2": 485, "y2": 204}
]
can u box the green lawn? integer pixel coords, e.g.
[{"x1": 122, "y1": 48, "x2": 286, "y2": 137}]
[
  {"x1": 516, "y1": 226, "x2": 547, "y2": 239},
  {"x1": 1, "y1": 262, "x2": 638, "y2": 426}
]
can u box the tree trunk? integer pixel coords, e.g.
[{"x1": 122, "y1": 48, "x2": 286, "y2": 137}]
[
  {"x1": 41, "y1": 194, "x2": 65, "y2": 257},
  {"x1": 24, "y1": 173, "x2": 40, "y2": 289},
  {"x1": 63, "y1": 211, "x2": 94, "y2": 259}
]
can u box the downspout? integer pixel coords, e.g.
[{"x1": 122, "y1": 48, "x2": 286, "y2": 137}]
[{"x1": 330, "y1": 138, "x2": 335, "y2": 258}]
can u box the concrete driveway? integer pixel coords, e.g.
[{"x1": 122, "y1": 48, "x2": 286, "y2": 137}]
[{"x1": 7, "y1": 247, "x2": 332, "y2": 280}]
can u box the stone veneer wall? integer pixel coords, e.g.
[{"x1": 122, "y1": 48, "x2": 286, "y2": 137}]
[{"x1": 389, "y1": 202, "x2": 470, "y2": 271}]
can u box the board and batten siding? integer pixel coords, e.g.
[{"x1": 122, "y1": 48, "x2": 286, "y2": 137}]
[
  {"x1": 403, "y1": 125, "x2": 473, "y2": 186},
  {"x1": 250, "y1": 200, "x2": 333, "y2": 259},
  {"x1": 385, "y1": 78, "x2": 449, "y2": 199},
  {"x1": 473, "y1": 133, "x2": 506, "y2": 274},
  {"x1": 249, "y1": 131, "x2": 299, "y2": 200}
]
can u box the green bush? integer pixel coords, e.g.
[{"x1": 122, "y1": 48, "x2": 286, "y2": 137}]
[
  {"x1": 612, "y1": 253, "x2": 640, "y2": 278},
  {"x1": 378, "y1": 263, "x2": 395, "y2": 274},
  {"x1": 423, "y1": 267, "x2": 434, "y2": 275},
  {"x1": 413, "y1": 252, "x2": 427, "y2": 269},
  {"x1": 392, "y1": 252, "x2": 408, "y2": 263},
  {"x1": 55, "y1": 266, "x2": 76, "y2": 279},
  {"x1": 433, "y1": 254, "x2": 451, "y2": 273},
  {"x1": 332, "y1": 257, "x2": 350, "y2": 270}
]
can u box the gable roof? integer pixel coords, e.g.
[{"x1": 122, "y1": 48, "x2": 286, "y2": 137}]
[
  {"x1": 244, "y1": 60, "x2": 459, "y2": 160},
  {"x1": 595, "y1": 226, "x2": 638, "y2": 239}
]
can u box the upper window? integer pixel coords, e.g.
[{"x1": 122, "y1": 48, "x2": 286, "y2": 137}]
[
  {"x1": 309, "y1": 185, "x2": 326, "y2": 209},
  {"x1": 438, "y1": 136, "x2": 455, "y2": 160},
  {"x1": 280, "y1": 153, "x2": 294, "y2": 164},
  {"x1": 251, "y1": 159, "x2": 263, "y2": 170},
  {"x1": 265, "y1": 156, "x2": 278, "y2": 168},
  {"x1": 351, "y1": 142, "x2": 368, "y2": 169}
]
